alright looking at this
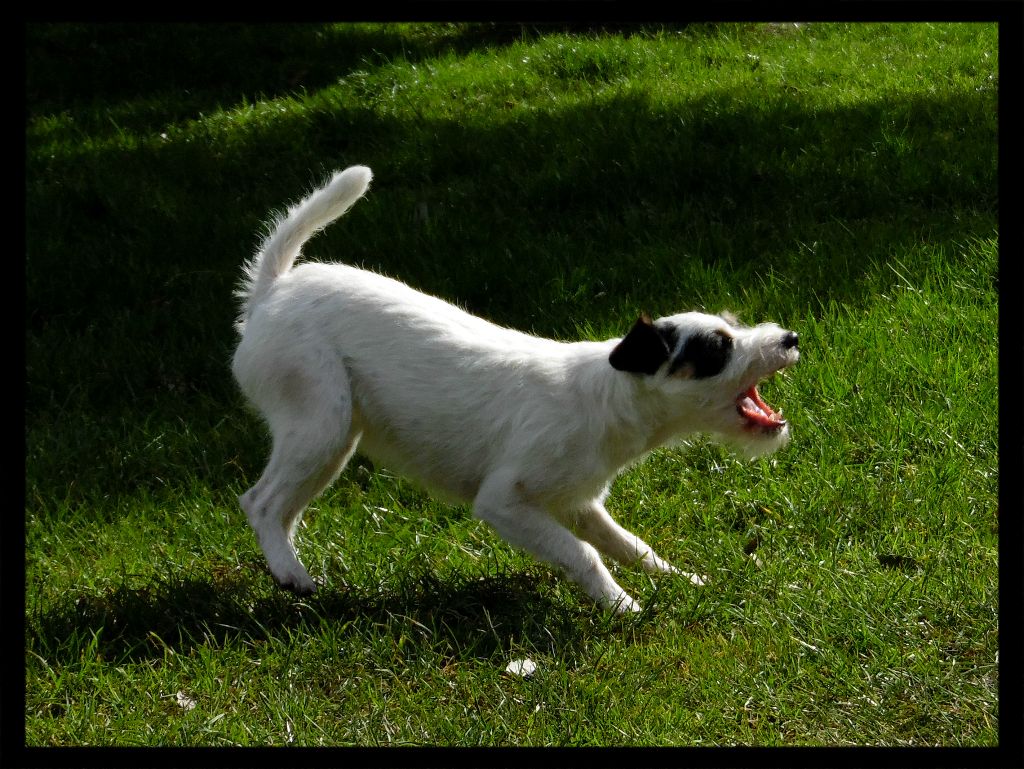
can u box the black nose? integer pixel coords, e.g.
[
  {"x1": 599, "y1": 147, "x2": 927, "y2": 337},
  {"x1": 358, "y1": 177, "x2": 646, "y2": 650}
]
[{"x1": 781, "y1": 331, "x2": 799, "y2": 349}]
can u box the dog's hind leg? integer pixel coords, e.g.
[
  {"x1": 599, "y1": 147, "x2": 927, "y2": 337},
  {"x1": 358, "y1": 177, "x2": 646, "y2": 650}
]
[
  {"x1": 239, "y1": 366, "x2": 359, "y2": 594},
  {"x1": 473, "y1": 474, "x2": 641, "y2": 613}
]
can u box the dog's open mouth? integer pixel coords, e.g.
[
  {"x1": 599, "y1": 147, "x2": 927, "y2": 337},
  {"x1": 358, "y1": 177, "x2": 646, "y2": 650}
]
[{"x1": 736, "y1": 383, "x2": 786, "y2": 433}]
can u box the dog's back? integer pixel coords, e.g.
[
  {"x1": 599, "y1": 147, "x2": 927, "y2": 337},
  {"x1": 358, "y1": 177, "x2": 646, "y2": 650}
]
[{"x1": 236, "y1": 253, "x2": 619, "y2": 507}]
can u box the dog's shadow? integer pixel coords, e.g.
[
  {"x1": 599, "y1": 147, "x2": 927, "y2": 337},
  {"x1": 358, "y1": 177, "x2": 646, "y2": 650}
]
[{"x1": 28, "y1": 562, "x2": 613, "y2": 667}]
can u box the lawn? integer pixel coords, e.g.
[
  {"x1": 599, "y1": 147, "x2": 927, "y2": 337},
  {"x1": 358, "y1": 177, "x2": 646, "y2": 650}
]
[{"x1": 25, "y1": 21, "x2": 1001, "y2": 751}]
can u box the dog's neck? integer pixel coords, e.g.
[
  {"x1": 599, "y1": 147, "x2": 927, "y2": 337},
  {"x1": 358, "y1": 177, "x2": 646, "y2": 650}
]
[{"x1": 569, "y1": 347, "x2": 698, "y2": 472}]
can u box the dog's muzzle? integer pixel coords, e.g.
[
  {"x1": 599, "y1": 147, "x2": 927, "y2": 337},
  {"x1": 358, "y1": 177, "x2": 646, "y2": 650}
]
[{"x1": 736, "y1": 332, "x2": 799, "y2": 433}]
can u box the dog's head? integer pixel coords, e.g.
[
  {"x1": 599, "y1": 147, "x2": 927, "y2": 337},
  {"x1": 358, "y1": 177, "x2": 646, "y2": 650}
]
[{"x1": 609, "y1": 311, "x2": 800, "y2": 457}]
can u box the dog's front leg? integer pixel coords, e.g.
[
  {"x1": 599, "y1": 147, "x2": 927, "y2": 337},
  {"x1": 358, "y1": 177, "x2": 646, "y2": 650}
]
[
  {"x1": 574, "y1": 501, "x2": 707, "y2": 586},
  {"x1": 473, "y1": 477, "x2": 641, "y2": 613}
]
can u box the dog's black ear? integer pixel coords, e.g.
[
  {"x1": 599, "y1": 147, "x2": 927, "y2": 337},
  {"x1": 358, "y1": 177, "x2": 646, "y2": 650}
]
[{"x1": 609, "y1": 315, "x2": 671, "y2": 375}]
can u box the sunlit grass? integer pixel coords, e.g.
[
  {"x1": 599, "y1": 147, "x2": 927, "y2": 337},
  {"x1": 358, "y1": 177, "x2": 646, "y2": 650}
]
[{"x1": 25, "y1": 21, "x2": 998, "y2": 747}]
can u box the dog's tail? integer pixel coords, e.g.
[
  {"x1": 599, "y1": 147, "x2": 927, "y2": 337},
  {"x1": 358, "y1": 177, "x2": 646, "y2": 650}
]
[{"x1": 236, "y1": 165, "x2": 373, "y2": 323}]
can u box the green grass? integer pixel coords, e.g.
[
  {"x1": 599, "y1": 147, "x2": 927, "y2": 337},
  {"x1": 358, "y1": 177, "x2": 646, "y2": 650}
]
[{"x1": 25, "y1": 22, "x2": 998, "y2": 747}]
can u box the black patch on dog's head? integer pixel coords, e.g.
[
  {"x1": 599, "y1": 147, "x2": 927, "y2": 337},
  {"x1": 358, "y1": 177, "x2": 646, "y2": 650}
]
[
  {"x1": 609, "y1": 315, "x2": 673, "y2": 375},
  {"x1": 668, "y1": 329, "x2": 733, "y2": 378}
]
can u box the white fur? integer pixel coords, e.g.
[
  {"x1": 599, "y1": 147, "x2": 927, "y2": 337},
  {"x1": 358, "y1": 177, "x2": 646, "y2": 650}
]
[{"x1": 232, "y1": 166, "x2": 799, "y2": 613}]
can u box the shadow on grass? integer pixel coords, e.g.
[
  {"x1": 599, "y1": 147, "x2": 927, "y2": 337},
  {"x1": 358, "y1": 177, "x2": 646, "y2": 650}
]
[
  {"x1": 26, "y1": 24, "x2": 502, "y2": 121},
  {"x1": 26, "y1": 82, "x2": 996, "y2": 341},
  {"x1": 26, "y1": 22, "x2": 664, "y2": 132},
  {"x1": 27, "y1": 562, "x2": 612, "y2": 666},
  {"x1": 25, "y1": 23, "x2": 997, "y2": 516}
]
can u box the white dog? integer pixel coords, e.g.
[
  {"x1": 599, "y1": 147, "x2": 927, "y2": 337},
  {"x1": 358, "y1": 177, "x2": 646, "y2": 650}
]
[{"x1": 232, "y1": 166, "x2": 799, "y2": 613}]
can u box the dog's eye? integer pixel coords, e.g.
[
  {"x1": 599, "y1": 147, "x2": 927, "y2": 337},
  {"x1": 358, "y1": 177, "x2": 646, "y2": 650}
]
[{"x1": 669, "y1": 330, "x2": 733, "y2": 378}]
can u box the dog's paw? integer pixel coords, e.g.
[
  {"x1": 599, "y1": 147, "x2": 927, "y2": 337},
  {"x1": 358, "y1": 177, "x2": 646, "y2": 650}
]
[
  {"x1": 640, "y1": 552, "x2": 679, "y2": 575},
  {"x1": 270, "y1": 563, "x2": 317, "y2": 595},
  {"x1": 654, "y1": 560, "x2": 708, "y2": 586},
  {"x1": 605, "y1": 591, "x2": 642, "y2": 614},
  {"x1": 278, "y1": 575, "x2": 318, "y2": 596},
  {"x1": 678, "y1": 571, "x2": 708, "y2": 587}
]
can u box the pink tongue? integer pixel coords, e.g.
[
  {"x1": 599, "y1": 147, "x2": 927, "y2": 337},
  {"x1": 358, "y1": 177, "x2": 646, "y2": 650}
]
[{"x1": 738, "y1": 386, "x2": 785, "y2": 428}]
